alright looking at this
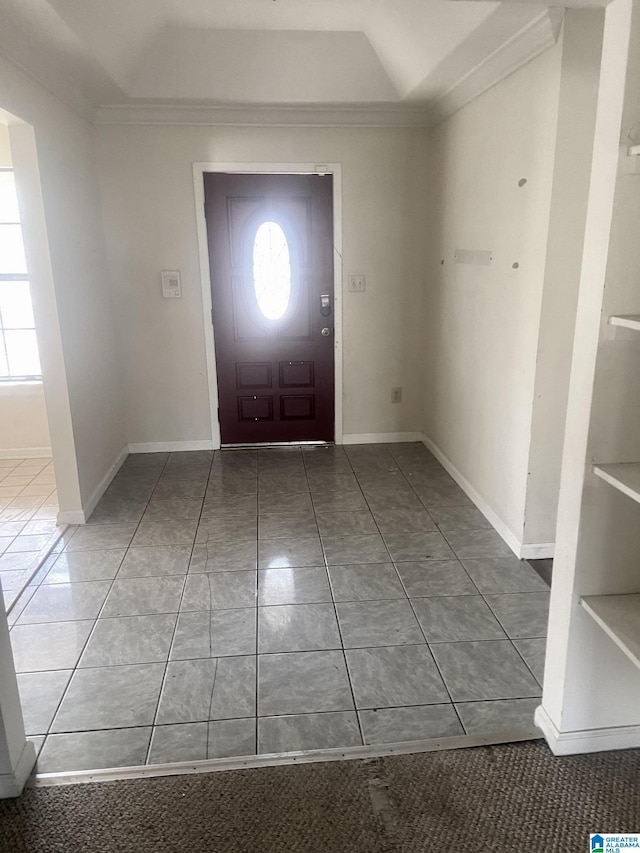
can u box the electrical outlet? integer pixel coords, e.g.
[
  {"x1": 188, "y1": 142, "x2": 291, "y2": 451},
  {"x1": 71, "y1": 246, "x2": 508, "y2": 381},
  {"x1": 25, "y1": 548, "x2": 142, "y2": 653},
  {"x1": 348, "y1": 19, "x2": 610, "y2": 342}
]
[
  {"x1": 391, "y1": 387, "x2": 402, "y2": 404},
  {"x1": 349, "y1": 274, "x2": 366, "y2": 292}
]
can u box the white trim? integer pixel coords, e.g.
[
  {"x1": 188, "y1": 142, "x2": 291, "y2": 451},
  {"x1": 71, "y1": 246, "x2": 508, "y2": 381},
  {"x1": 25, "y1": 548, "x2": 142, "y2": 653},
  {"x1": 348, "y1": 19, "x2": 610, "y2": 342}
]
[
  {"x1": 421, "y1": 432, "x2": 522, "y2": 557},
  {"x1": 426, "y1": 9, "x2": 563, "y2": 127},
  {"x1": 92, "y1": 12, "x2": 561, "y2": 131},
  {"x1": 421, "y1": 433, "x2": 554, "y2": 560},
  {"x1": 520, "y1": 542, "x2": 555, "y2": 560},
  {"x1": 193, "y1": 162, "x2": 344, "y2": 448},
  {"x1": 32, "y1": 726, "x2": 541, "y2": 788},
  {"x1": 0, "y1": 381, "x2": 44, "y2": 396},
  {"x1": 0, "y1": 740, "x2": 36, "y2": 799},
  {"x1": 534, "y1": 704, "x2": 640, "y2": 755},
  {"x1": 0, "y1": 446, "x2": 51, "y2": 459},
  {"x1": 57, "y1": 445, "x2": 128, "y2": 525},
  {"x1": 96, "y1": 104, "x2": 429, "y2": 128},
  {"x1": 343, "y1": 432, "x2": 424, "y2": 445},
  {"x1": 128, "y1": 440, "x2": 214, "y2": 454}
]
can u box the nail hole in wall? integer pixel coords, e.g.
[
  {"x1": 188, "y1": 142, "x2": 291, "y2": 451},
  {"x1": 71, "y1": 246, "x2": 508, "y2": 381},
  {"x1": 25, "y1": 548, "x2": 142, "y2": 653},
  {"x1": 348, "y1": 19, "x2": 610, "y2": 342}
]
[
  {"x1": 512, "y1": 262, "x2": 520, "y2": 269},
  {"x1": 518, "y1": 178, "x2": 527, "y2": 187}
]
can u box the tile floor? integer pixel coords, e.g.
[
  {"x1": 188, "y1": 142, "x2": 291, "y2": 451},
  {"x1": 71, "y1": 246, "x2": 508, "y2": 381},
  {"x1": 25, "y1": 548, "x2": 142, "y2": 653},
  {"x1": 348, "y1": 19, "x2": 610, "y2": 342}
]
[
  {"x1": 0, "y1": 457, "x2": 61, "y2": 611},
  {"x1": 8, "y1": 444, "x2": 549, "y2": 774}
]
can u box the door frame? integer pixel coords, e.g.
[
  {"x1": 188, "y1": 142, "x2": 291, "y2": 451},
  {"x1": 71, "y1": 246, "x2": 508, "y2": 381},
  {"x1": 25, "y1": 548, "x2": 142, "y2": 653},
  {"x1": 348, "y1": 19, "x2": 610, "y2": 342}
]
[{"x1": 193, "y1": 161, "x2": 343, "y2": 448}]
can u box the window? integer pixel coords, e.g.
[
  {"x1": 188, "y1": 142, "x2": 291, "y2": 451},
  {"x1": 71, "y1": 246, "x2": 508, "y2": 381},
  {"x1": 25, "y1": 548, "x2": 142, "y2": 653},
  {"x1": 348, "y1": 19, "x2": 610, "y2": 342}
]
[
  {"x1": 0, "y1": 169, "x2": 41, "y2": 381},
  {"x1": 252, "y1": 220, "x2": 291, "y2": 321}
]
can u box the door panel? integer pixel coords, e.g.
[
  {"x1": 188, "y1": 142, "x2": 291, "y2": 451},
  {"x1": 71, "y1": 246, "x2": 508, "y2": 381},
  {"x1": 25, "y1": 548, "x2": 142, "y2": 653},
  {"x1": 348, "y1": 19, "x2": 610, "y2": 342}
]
[{"x1": 205, "y1": 173, "x2": 334, "y2": 444}]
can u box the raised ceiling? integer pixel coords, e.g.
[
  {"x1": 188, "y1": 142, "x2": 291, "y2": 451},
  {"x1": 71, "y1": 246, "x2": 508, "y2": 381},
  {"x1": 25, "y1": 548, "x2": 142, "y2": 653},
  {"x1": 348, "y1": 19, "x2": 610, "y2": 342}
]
[{"x1": 0, "y1": 0, "x2": 568, "y2": 124}]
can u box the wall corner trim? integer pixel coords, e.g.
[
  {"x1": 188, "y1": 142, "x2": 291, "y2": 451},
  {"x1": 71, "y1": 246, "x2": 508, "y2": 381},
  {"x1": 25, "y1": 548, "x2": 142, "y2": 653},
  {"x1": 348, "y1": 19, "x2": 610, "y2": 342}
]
[
  {"x1": 420, "y1": 433, "x2": 554, "y2": 560},
  {"x1": 534, "y1": 704, "x2": 640, "y2": 755},
  {"x1": 0, "y1": 740, "x2": 36, "y2": 799},
  {"x1": 426, "y1": 8, "x2": 563, "y2": 127}
]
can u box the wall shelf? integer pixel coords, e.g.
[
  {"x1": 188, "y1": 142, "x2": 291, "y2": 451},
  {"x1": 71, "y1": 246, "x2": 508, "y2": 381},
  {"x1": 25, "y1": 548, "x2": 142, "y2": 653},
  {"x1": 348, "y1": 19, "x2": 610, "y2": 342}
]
[
  {"x1": 608, "y1": 314, "x2": 640, "y2": 330},
  {"x1": 580, "y1": 594, "x2": 640, "y2": 671},
  {"x1": 593, "y1": 462, "x2": 640, "y2": 505}
]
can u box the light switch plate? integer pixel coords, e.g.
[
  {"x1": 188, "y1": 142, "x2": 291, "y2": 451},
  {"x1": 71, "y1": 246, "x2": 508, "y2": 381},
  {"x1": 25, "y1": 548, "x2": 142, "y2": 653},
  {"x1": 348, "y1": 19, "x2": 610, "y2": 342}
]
[
  {"x1": 349, "y1": 274, "x2": 366, "y2": 292},
  {"x1": 161, "y1": 270, "x2": 181, "y2": 298}
]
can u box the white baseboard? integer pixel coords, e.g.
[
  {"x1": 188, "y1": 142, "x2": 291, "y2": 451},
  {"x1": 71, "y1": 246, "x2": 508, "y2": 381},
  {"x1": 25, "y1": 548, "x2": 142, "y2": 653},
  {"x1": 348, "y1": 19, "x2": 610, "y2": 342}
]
[
  {"x1": 342, "y1": 432, "x2": 424, "y2": 445},
  {"x1": 128, "y1": 440, "x2": 214, "y2": 453},
  {"x1": 534, "y1": 705, "x2": 640, "y2": 755},
  {"x1": 0, "y1": 446, "x2": 52, "y2": 459},
  {"x1": 421, "y1": 433, "x2": 523, "y2": 558},
  {"x1": 57, "y1": 445, "x2": 129, "y2": 526},
  {"x1": 420, "y1": 433, "x2": 555, "y2": 561},
  {"x1": 520, "y1": 542, "x2": 555, "y2": 560},
  {"x1": 0, "y1": 740, "x2": 36, "y2": 799},
  {"x1": 56, "y1": 509, "x2": 87, "y2": 525}
]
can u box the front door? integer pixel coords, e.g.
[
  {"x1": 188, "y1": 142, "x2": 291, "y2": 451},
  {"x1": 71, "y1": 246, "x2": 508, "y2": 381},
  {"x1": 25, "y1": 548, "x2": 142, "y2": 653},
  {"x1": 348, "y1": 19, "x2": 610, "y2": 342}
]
[{"x1": 205, "y1": 173, "x2": 334, "y2": 444}]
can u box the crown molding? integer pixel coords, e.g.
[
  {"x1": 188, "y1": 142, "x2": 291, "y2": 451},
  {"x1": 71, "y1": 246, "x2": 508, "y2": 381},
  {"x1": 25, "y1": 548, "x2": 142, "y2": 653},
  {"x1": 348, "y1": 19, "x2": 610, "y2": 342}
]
[
  {"x1": 426, "y1": 8, "x2": 564, "y2": 127},
  {"x1": 93, "y1": 102, "x2": 431, "y2": 128},
  {"x1": 93, "y1": 10, "x2": 562, "y2": 129}
]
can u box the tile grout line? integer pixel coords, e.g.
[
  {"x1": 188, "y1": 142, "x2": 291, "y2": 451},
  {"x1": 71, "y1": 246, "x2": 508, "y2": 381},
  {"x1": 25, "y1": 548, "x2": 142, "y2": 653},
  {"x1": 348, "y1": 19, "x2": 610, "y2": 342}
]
[
  {"x1": 377, "y1": 446, "x2": 468, "y2": 736},
  {"x1": 145, "y1": 452, "x2": 215, "y2": 764},
  {"x1": 303, "y1": 446, "x2": 366, "y2": 748}
]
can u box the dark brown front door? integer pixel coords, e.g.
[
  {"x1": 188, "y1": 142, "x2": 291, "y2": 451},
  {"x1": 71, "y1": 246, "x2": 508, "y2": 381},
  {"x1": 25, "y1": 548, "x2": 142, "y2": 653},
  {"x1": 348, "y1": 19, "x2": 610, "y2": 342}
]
[{"x1": 205, "y1": 173, "x2": 334, "y2": 444}]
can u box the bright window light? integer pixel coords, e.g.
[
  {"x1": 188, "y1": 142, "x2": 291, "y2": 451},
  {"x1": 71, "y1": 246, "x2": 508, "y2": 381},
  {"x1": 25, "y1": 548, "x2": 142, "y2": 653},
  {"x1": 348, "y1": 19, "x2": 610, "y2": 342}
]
[
  {"x1": 252, "y1": 220, "x2": 292, "y2": 321},
  {"x1": 0, "y1": 169, "x2": 41, "y2": 381}
]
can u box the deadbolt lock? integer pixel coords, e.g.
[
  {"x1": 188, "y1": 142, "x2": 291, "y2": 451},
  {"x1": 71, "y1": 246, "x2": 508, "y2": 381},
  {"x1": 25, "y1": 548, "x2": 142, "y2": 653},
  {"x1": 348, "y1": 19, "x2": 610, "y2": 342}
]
[{"x1": 320, "y1": 294, "x2": 332, "y2": 317}]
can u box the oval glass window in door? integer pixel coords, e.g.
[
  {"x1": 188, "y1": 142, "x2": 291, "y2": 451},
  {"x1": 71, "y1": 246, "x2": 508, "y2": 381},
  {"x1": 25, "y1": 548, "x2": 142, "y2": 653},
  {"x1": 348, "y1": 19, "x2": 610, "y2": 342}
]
[{"x1": 252, "y1": 221, "x2": 291, "y2": 320}]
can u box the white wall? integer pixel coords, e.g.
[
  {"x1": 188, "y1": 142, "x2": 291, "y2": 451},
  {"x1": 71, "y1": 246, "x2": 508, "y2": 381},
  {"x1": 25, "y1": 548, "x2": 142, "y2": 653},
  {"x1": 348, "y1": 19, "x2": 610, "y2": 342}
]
[
  {"x1": 0, "y1": 386, "x2": 50, "y2": 457},
  {"x1": 0, "y1": 55, "x2": 126, "y2": 513},
  {"x1": 423, "y1": 42, "x2": 562, "y2": 552},
  {"x1": 0, "y1": 125, "x2": 51, "y2": 457},
  {"x1": 95, "y1": 124, "x2": 428, "y2": 445},
  {"x1": 0, "y1": 125, "x2": 9, "y2": 163}
]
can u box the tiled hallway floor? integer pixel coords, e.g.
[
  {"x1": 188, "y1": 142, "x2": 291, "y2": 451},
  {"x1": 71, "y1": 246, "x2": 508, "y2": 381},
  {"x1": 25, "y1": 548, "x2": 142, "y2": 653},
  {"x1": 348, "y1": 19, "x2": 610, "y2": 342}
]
[
  {"x1": 8, "y1": 443, "x2": 549, "y2": 774},
  {"x1": 0, "y1": 457, "x2": 61, "y2": 611}
]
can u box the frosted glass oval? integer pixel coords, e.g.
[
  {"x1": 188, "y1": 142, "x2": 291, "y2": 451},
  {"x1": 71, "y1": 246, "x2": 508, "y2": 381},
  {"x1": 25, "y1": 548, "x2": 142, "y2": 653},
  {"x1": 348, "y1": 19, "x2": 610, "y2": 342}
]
[{"x1": 253, "y1": 221, "x2": 291, "y2": 320}]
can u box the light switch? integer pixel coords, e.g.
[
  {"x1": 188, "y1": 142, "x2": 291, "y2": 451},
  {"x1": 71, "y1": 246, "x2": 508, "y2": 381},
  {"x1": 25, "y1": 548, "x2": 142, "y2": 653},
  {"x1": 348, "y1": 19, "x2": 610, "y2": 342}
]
[
  {"x1": 161, "y1": 270, "x2": 181, "y2": 298},
  {"x1": 349, "y1": 274, "x2": 366, "y2": 292}
]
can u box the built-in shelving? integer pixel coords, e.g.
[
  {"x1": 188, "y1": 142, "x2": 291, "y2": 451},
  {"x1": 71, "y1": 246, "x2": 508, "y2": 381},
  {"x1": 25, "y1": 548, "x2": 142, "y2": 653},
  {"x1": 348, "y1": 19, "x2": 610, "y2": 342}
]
[
  {"x1": 608, "y1": 314, "x2": 640, "y2": 331},
  {"x1": 593, "y1": 462, "x2": 640, "y2": 505},
  {"x1": 580, "y1": 594, "x2": 640, "y2": 671}
]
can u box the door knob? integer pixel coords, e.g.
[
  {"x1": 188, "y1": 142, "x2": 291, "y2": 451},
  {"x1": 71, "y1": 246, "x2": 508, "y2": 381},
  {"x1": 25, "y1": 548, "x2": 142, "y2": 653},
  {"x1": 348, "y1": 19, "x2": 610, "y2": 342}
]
[{"x1": 321, "y1": 327, "x2": 332, "y2": 337}]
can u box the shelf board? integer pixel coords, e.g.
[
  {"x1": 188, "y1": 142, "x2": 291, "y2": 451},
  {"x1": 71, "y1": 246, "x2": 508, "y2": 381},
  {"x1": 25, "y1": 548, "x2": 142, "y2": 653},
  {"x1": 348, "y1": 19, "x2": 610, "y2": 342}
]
[
  {"x1": 580, "y1": 594, "x2": 640, "y2": 670},
  {"x1": 593, "y1": 462, "x2": 640, "y2": 505},
  {"x1": 609, "y1": 314, "x2": 640, "y2": 330}
]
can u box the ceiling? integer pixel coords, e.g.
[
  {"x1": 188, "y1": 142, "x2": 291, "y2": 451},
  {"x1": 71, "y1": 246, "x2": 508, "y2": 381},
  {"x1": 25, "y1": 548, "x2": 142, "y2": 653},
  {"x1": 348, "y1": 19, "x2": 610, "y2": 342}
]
[{"x1": 0, "y1": 0, "x2": 574, "y2": 124}]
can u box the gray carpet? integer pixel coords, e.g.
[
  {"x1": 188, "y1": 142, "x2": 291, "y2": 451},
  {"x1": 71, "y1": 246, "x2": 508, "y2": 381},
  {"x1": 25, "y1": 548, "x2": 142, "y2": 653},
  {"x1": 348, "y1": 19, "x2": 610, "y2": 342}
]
[{"x1": 1, "y1": 741, "x2": 639, "y2": 852}]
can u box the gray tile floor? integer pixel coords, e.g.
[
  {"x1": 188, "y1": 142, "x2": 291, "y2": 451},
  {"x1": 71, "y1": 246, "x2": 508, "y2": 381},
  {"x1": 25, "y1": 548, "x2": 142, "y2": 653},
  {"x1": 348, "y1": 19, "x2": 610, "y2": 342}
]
[
  {"x1": 8, "y1": 443, "x2": 549, "y2": 774},
  {"x1": 0, "y1": 457, "x2": 61, "y2": 610}
]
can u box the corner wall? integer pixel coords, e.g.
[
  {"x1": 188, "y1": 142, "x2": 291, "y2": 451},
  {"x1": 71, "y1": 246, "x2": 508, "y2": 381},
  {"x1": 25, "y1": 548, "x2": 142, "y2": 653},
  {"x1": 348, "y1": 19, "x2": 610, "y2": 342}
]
[
  {"x1": 422, "y1": 41, "x2": 563, "y2": 554},
  {"x1": 0, "y1": 56, "x2": 127, "y2": 516}
]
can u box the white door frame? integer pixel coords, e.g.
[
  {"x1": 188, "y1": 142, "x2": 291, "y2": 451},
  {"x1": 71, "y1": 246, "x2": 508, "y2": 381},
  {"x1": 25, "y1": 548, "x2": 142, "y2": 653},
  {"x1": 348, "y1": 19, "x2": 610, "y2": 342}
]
[{"x1": 193, "y1": 161, "x2": 344, "y2": 448}]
